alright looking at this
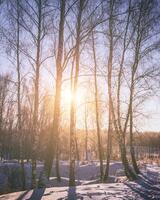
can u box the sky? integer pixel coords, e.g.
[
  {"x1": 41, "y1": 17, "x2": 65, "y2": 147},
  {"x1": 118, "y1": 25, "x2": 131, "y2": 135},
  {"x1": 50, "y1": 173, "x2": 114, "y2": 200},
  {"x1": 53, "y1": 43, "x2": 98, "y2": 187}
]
[
  {"x1": 1, "y1": 60, "x2": 160, "y2": 132},
  {"x1": 0, "y1": 0, "x2": 160, "y2": 133}
]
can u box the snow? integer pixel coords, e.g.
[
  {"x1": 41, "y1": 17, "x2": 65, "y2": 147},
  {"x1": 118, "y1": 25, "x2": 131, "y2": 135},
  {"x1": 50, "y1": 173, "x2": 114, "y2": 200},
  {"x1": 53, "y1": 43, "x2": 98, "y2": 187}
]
[
  {"x1": 1, "y1": 180, "x2": 159, "y2": 200},
  {"x1": 43, "y1": 161, "x2": 124, "y2": 187},
  {"x1": 0, "y1": 162, "x2": 160, "y2": 199},
  {"x1": 0, "y1": 160, "x2": 123, "y2": 193},
  {"x1": 0, "y1": 183, "x2": 141, "y2": 200}
]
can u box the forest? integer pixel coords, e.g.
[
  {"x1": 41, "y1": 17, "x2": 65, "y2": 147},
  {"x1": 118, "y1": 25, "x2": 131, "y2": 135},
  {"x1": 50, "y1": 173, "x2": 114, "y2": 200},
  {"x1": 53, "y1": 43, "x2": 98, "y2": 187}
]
[{"x1": 0, "y1": 0, "x2": 160, "y2": 199}]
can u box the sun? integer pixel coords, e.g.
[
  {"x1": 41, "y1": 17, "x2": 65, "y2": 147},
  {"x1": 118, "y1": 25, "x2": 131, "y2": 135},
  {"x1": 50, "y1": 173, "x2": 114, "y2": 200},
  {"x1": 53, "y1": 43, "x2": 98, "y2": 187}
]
[
  {"x1": 62, "y1": 89, "x2": 72, "y2": 104},
  {"x1": 62, "y1": 87, "x2": 84, "y2": 106}
]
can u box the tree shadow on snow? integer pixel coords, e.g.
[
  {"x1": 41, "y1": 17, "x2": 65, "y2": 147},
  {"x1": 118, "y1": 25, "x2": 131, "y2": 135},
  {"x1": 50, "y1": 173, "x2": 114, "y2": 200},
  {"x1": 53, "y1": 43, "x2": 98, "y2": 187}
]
[
  {"x1": 28, "y1": 188, "x2": 46, "y2": 200},
  {"x1": 125, "y1": 174, "x2": 160, "y2": 200},
  {"x1": 67, "y1": 187, "x2": 77, "y2": 200},
  {"x1": 16, "y1": 190, "x2": 31, "y2": 200},
  {"x1": 16, "y1": 188, "x2": 46, "y2": 200}
]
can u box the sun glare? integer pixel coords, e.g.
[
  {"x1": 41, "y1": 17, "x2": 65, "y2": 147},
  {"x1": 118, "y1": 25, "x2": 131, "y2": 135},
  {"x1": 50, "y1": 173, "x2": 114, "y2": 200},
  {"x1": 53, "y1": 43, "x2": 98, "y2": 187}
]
[
  {"x1": 63, "y1": 89, "x2": 72, "y2": 104},
  {"x1": 62, "y1": 88, "x2": 84, "y2": 106}
]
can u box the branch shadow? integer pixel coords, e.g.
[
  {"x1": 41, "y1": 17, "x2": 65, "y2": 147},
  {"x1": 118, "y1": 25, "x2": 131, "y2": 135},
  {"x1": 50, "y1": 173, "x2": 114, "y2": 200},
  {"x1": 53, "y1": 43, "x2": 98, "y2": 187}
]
[{"x1": 125, "y1": 174, "x2": 160, "y2": 200}]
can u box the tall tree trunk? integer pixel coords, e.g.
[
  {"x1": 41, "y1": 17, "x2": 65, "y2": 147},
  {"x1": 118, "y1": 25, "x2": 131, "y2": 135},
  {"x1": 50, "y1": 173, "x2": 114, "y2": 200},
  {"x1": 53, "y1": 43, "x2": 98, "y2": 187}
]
[
  {"x1": 69, "y1": 0, "x2": 85, "y2": 187},
  {"x1": 129, "y1": 78, "x2": 140, "y2": 174},
  {"x1": 92, "y1": 31, "x2": 103, "y2": 180},
  {"x1": 127, "y1": 4, "x2": 143, "y2": 174},
  {"x1": 119, "y1": 140, "x2": 136, "y2": 179},
  {"x1": 75, "y1": 134, "x2": 80, "y2": 162},
  {"x1": 16, "y1": 0, "x2": 25, "y2": 189},
  {"x1": 32, "y1": 0, "x2": 42, "y2": 188},
  {"x1": 55, "y1": 145, "x2": 60, "y2": 181},
  {"x1": 44, "y1": 0, "x2": 66, "y2": 181},
  {"x1": 104, "y1": 106, "x2": 112, "y2": 181},
  {"x1": 104, "y1": 0, "x2": 114, "y2": 182},
  {"x1": 84, "y1": 105, "x2": 88, "y2": 161},
  {"x1": 0, "y1": 85, "x2": 5, "y2": 160},
  {"x1": 106, "y1": 0, "x2": 136, "y2": 180}
]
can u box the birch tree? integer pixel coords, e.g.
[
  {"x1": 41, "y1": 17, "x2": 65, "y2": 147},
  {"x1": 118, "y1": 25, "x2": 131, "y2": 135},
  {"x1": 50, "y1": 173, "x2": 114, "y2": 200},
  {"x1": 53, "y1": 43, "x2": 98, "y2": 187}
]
[
  {"x1": 69, "y1": 0, "x2": 86, "y2": 186},
  {"x1": 91, "y1": 31, "x2": 104, "y2": 180},
  {"x1": 44, "y1": 0, "x2": 66, "y2": 181},
  {"x1": 18, "y1": 0, "x2": 52, "y2": 187}
]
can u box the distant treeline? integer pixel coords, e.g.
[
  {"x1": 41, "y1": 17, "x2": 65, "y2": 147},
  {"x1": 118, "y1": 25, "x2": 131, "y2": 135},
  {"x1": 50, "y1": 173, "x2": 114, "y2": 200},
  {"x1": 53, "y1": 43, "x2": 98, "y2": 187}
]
[
  {"x1": 1, "y1": 126, "x2": 159, "y2": 161},
  {"x1": 133, "y1": 132, "x2": 160, "y2": 147}
]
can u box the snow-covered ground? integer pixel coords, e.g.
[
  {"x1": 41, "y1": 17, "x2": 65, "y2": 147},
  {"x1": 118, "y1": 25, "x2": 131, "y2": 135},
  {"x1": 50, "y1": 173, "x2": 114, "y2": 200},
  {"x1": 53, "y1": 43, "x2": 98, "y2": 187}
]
[
  {"x1": 0, "y1": 160, "x2": 124, "y2": 192},
  {"x1": 0, "y1": 175, "x2": 160, "y2": 200},
  {"x1": 0, "y1": 161, "x2": 160, "y2": 199},
  {"x1": 44, "y1": 161, "x2": 123, "y2": 187},
  {"x1": 0, "y1": 183, "x2": 145, "y2": 200}
]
